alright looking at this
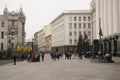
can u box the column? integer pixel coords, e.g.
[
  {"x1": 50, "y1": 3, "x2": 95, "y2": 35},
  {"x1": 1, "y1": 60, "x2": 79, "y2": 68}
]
[
  {"x1": 119, "y1": 0, "x2": 120, "y2": 33},
  {"x1": 96, "y1": 0, "x2": 100, "y2": 39},
  {"x1": 113, "y1": 0, "x2": 119, "y2": 34},
  {"x1": 100, "y1": 0, "x2": 104, "y2": 37},
  {"x1": 104, "y1": 0, "x2": 108, "y2": 37},
  {"x1": 108, "y1": 0, "x2": 113, "y2": 35}
]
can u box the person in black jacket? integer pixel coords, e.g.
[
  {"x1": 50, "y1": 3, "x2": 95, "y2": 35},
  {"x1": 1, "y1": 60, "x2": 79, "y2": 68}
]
[{"x1": 13, "y1": 54, "x2": 17, "y2": 65}]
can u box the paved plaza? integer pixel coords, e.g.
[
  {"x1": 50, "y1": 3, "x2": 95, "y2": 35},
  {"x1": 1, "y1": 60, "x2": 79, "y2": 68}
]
[{"x1": 0, "y1": 55, "x2": 120, "y2": 80}]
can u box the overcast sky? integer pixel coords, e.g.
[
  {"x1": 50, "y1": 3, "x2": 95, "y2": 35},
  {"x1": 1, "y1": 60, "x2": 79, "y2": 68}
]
[{"x1": 0, "y1": 0, "x2": 91, "y2": 40}]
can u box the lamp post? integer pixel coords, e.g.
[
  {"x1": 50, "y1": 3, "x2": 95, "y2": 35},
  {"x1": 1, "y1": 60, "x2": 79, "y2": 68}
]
[
  {"x1": 6, "y1": 26, "x2": 18, "y2": 59},
  {"x1": 113, "y1": 35, "x2": 118, "y2": 56},
  {"x1": 103, "y1": 39, "x2": 107, "y2": 55}
]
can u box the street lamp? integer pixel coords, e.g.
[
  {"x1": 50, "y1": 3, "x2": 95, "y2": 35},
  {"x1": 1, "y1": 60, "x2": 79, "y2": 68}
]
[
  {"x1": 6, "y1": 27, "x2": 18, "y2": 59},
  {"x1": 113, "y1": 35, "x2": 118, "y2": 56}
]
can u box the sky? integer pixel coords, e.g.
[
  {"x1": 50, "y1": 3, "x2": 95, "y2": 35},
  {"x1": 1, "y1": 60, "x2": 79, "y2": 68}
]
[{"x1": 0, "y1": 0, "x2": 92, "y2": 40}]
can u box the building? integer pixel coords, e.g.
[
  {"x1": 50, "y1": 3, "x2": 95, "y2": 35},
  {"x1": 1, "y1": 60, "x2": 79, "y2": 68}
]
[
  {"x1": 34, "y1": 24, "x2": 52, "y2": 52},
  {"x1": 90, "y1": 0, "x2": 120, "y2": 54},
  {"x1": 91, "y1": 0, "x2": 120, "y2": 39},
  {"x1": 44, "y1": 24, "x2": 51, "y2": 52},
  {"x1": 0, "y1": 7, "x2": 26, "y2": 51},
  {"x1": 34, "y1": 29, "x2": 45, "y2": 52},
  {"x1": 51, "y1": 10, "x2": 92, "y2": 53}
]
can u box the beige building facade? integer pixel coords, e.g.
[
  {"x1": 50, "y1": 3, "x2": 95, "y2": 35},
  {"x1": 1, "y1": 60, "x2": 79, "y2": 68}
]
[
  {"x1": 34, "y1": 24, "x2": 51, "y2": 52},
  {"x1": 44, "y1": 25, "x2": 51, "y2": 52}
]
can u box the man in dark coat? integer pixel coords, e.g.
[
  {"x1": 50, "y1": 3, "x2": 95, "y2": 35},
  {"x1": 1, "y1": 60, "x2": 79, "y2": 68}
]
[{"x1": 13, "y1": 54, "x2": 17, "y2": 65}]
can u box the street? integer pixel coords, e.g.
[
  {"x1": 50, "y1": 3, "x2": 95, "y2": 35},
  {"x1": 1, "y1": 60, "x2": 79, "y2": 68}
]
[{"x1": 0, "y1": 55, "x2": 120, "y2": 80}]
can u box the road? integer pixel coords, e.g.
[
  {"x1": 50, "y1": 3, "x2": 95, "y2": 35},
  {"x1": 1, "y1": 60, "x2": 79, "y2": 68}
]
[{"x1": 0, "y1": 54, "x2": 120, "y2": 80}]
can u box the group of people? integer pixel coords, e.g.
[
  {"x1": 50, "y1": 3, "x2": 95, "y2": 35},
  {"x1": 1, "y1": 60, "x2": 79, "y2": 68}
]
[
  {"x1": 27, "y1": 52, "x2": 45, "y2": 62},
  {"x1": 50, "y1": 50, "x2": 75, "y2": 60},
  {"x1": 12, "y1": 50, "x2": 84, "y2": 65},
  {"x1": 12, "y1": 52, "x2": 46, "y2": 65}
]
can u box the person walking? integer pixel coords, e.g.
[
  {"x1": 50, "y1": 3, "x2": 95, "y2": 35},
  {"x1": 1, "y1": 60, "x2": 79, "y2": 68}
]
[
  {"x1": 41, "y1": 52, "x2": 45, "y2": 61},
  {"x1": 69, "y1": 52, "x2": 72, "y2": 60},
  {"x1": 13, "y1": 54, "x2": 17, "y2": 65},
  {"x1": 31, "y1": 53, "x2": 35, "y2": 62},
  {"x1": 27, "y1": 53, "x2": 31, "y2": 62},
  {"x1": 78, "y1": 50, "x2": 82, "y2": 60},
  {"x1": 37, "y1": 53, "x2": 40, "y2": 62},
  {"x1": 21, "y1": 53, "x2": 24, "y2": 61},
  {"x1": 56, "y1": 51, "x2": 60, "y2": 60}
]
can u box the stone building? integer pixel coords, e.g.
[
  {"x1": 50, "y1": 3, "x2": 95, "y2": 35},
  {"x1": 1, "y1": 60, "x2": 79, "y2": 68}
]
[
  {"x1": 51, "y1": 10, "x2": 92, "y2": 53},
  {"x1": 0, "y1": 7, "x2": 26, "y2": 51},
  {"x1": 34, "y1": 24, "x2": 52, "y2": 52},
  {"x1": 91, "y1": 0, "x2": 120, "y2": 39},
  {"x1": 90, "y1": 0, "x2": 120, "y2": 54}
]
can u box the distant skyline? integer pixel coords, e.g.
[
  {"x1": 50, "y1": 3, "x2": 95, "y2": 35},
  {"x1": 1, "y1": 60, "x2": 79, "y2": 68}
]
[{"x1": 0, "y1": 0, "x2": 91, "y2": 40}]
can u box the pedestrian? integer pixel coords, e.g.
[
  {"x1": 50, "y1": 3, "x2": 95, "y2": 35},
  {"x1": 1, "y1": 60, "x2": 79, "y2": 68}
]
[
  {"x1": 27, "y1": 53, "x2": 31, "y2": 62},
  {"x1": 31, "y1": 53, "x2": 35, "y2": 62},
  {"x1": 56, "y1": 51, "x2": 60, "y2": 60},
  {"x1": 35, "y1": 53, "x2": 37, "y2": 62},
  {"x1": 65, "y1": 49, "x2": 69, "y2": 59},
  {"x1": 37, "y1": 53, "x2": 40, "y2": 62},
  {"x1": 50, "y1": 52, "x2": 54, "y2": 60},
  {"x1": 21, "y1": 53, "x2": 24, "y2": 61},
  {"x1": 41, "y1": 52, "x2": 45, "y2": 61},
  {"x1": 66, "y1": 51, "x2": 70, "y2": 59},
  {"x1": 69, "y1": 52, "x2": 72, "y2": 60},
  {"x1": 78, "y1": 50, "x2": 82, "y2": 60},
  {"x1": 13, "y1": 54, "x2": 17, "y2": 65}
]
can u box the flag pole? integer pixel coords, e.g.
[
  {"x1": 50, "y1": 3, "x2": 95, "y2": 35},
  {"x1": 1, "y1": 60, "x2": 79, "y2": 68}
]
[{"x1": 99, "y1": 18, "x2": 103, "y2": 58}]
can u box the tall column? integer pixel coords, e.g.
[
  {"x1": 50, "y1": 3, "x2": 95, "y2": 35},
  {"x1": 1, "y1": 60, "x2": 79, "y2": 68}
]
[
  {"x1": 100, "y1": 0, "x2": 104, "y2": 37},
  {"x1": 119, "y1": 0, "x2": 120, "y2": 33},
  {"x1": 96, "y1": 0, "x2": 100, "y2": 39},
  {"x1": 108, "y1": 0, "x2": 113, "y2": 35},
  {"x1": 113, "y1": 0, "x2": 119, "y2": 34},
  {"x1": 104, "y1": 0, "x2": 108, "y2": 37}
]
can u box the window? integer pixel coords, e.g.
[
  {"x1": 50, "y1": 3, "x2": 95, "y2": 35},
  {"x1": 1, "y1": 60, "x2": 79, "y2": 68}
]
[
  {"x1": 69, "y1": 39, "x2": 72, "y2": 45},
  {"x1": 1, "y1": 32, "x2": 4, "y2": 39},
  {"x1": 79, "y1": 17, "x2": 81, "y2": 21},
  {"x1": 74, "y1": 39, "x2": 77, "y2": 45},
  {"x1": 88, "y1": 31, "x2": 91, "y2": 36},
  {"x1": 79, "y1": 31, "x2": 81, "y2": 35},
  {"x1": 84, "y1": 31, "x2": 86, "y2": 35},
  {"x1": 69, "y1": 17, "x2": 72, "y2": 21},
  {"x1": 1, "y1": 43, "x2": 3, "y2": 50},
  {"x1": 69, "y1": 32, "x2": 72, "y2": 36},
  {"x1": 83, "y1": 17, "x2": 86, "y2": 21},
  {"x1": 83, "y1": 23, "x2": 86, "y2": 29},
  {"x1": 1, "y1": 22, "x2": 4, "y2": 27},
  {"x1": 88, "y1": 23, "x2": 91, "y2": 29},
  {"x1": 74, "y1": 23, "x2": 77, "y2": 29},
  {"x1": 74, "y1": 17, "x2": 77, "y2": 21},
  {"x1": 69, "y1": 23, "x2": 72, "y2": 29},
  {"x1": 88, "y1": 17, "x2": 91, "y2": 21},
  {"x1": 74, "y1": 31, "x2": 77, "y2": 36},
  {"x1": 79, "y1": 23, "x2": 81, "y2": 29},
  {"x1": 12, "y1": 21, "x2": 15, "y2": 27}
]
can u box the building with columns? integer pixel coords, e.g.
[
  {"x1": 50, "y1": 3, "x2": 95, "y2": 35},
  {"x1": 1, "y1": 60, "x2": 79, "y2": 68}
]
[
  {"x1": 51, "y1": 10, "x2": 92, "y2": 53},
  {"x1": 91, "y1": 0, "x2": 120, "y2": 39},
  {"x1": 0, "y1": 7, "x2": 26, "y2": 51},
  {"x1": 90, "y1": 0, "x2": 120, "y2": 54}
]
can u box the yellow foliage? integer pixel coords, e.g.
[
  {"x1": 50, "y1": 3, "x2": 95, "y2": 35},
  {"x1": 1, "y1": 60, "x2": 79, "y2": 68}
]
[{"x1": 16, "y1": 45, "x2": 32, "y2": 53}]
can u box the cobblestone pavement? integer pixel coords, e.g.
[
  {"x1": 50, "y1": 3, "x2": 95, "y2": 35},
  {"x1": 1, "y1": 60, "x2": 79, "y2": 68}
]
[{"x1": 0, "y1": 55, "x2": 120, "y2": 80}]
